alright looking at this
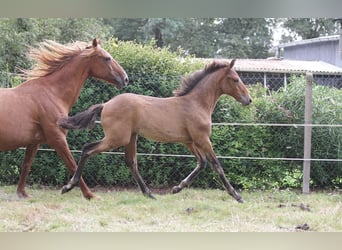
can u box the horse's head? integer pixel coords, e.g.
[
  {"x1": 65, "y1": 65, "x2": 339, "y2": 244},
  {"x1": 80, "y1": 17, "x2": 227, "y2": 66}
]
[
  {"x1": 220, "y1": 59, "x2": 252, "y2": 106},
  {"x1": 87, "y1": 38, "x2": 128, "y2": 89}
]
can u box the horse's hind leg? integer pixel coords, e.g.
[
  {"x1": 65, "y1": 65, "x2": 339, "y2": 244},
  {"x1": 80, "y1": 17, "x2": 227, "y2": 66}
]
[
  {"x1": 125, "y1": 134, "x2": 155, "y2": 199},
  {"x1": 17, "y1": 144, "x2": 39, "y2": 198}
]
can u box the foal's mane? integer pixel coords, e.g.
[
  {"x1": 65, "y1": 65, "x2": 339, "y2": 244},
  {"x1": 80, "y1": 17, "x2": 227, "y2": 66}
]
[
  {"x1": 173, "y1": 60, "x2": 229, "y2": 97},
  {"x1": 24, "y1": 40, "x2": 97, "y2": 80}
]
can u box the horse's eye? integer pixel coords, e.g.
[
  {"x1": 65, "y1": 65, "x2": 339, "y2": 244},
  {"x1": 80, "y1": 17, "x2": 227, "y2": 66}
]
[
  {"x1": 104, "y1": 57, "x2": 111, "y2": 62},
  {"x1": 233, "y1": 78, "x2": 239, "y2": 83}
]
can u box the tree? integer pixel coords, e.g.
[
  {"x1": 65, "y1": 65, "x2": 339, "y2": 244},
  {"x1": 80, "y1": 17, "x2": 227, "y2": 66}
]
[
  {"x1": 0, "y1": 18, "x2": 112, "y2": 73},
  {"x1": 103, "y1": 18, "x2": 148, "y2": 42},
  {"x1": 106, "y1": 18, "x2": 274, "y2": 58},
  {"x1": 168, "y1": 18, "x2": 218, "y2": 57},
  {"x1": 105, "y1": 18, "x2": 185, "y2": 49},
  {"x1": 57, "y1": 18, "x2": 112, "y2": 43},
  {"x1": 215, "y1": 18, "x2": 275, "y2": 58},
  {"x1": 0, "y1": 18, "x2": 278, "y2": 74},
  {"x1": 280, "y1": 18, "x2": 338, "y2": 42}
]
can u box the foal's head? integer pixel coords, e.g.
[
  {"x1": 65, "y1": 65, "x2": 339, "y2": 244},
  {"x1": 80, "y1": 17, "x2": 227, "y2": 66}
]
[
  {"x1": 218, "y1": 59, "x2": 252, "y2": 106},
  {"x1": 87, "y1": 39, "x2": 128, "y2": 89}
]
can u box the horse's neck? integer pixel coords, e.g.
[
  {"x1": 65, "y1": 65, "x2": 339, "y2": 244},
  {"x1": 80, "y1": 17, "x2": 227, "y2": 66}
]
[{"x1": 46, "y1": 58, "x2": 90, "y2": 110}]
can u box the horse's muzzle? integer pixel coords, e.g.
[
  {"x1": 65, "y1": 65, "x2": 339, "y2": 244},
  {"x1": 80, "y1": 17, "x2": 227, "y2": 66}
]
[
  {"x1": 241, "y1": 96, "x2": 252, "y2": 106},
  {"x1": 115, "y1": 74, "x2": 129, "y2": 89}
]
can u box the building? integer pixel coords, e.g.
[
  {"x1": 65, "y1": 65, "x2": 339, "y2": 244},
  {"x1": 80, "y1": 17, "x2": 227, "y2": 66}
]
[
  {"x1": 232, "y1": 27, "x2": 342, "y2": 90},
  {"x1": 234, "y1": 58, "x2": 342, "y2": 90},
  {"x1": 280, "y1": 35, "x2": 342, "y2": 68}
]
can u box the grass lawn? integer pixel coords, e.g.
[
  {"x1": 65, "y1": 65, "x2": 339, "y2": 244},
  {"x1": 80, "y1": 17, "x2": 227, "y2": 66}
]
[{"x1": 0, "y1": 185, "x2": 340, "y2": 232}]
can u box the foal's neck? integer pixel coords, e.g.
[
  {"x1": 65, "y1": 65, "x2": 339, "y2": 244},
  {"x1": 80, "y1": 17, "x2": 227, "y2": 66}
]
[{"x1": 185, "y1": 74, "x2": 222, "y2": 115}]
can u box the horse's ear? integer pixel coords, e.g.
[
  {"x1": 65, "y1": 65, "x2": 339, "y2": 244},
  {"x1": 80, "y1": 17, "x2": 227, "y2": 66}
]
[{"x1": 229, "y1": 59, "x2": 236, "y2": 69}]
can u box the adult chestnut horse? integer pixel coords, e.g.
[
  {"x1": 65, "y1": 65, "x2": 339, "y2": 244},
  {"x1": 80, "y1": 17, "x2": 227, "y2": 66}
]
[
  {"x1": 59, "y1": 59, "x2": 251, "y2": 203},
  {"x1": 0, "y1": 38, "x2": 128, "y2": 199}
]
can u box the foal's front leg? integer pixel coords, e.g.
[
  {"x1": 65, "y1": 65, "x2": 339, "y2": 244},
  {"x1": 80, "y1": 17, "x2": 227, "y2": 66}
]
[
  {"x1": 171, "y1": 158, "x2": 207, "y2": 194},
  {"x1": 172, "y1": 143, "x2": 207, "y2": 194},
  {"x1": 204, "y1": 143, "x2": 244, "y2": 203},
  {"x1": 178, "y1": 139, "x2": 244, "y2": 203},
  {"x1": 201, "y1": 138, "x2": 244, "y2": 202},
  {"x1": 208, "y1": 156, "x2": 244, "y2": 203}
]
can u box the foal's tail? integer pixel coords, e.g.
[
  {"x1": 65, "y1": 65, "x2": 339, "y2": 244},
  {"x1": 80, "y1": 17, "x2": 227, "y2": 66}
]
[{"x1": 58, "y1": 104, "x2": 104, "y2": 130}]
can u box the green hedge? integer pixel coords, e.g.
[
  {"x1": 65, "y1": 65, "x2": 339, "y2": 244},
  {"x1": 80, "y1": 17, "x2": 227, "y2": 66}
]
[{"x1": 0, "y1": 39, "x2": 341, "y2": 190}]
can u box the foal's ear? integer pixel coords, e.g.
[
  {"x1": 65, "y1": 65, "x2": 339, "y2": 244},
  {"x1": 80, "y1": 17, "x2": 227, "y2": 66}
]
[
  {"x1": 92, "y1": 38, "x2": 101, "y2": 47},
  {"x1": 229, "y1": 58, "x2": 236, "y2": 69}
]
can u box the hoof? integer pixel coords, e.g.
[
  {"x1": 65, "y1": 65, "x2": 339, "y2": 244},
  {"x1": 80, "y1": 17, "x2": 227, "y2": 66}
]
[
  {"x1": 143, "y1": 191, "x2": 156, "y2": 200},
  {"x1": 85, "y1": 193, "x2": 101, "y2": 200},
  {"x1": 171, "y1": 186, "x2": 182, "y2": 194},
  {"x1": 61, "y1": 184, "x2": 73, "y2": 194},
  {"x1": 147, "y1": 193, "x2": 156, "y2": 200},
  {"x1": 17, "y1": 191, "x2": 30, "y2": 199},
  {"x1": 237, "y1": 197, "x2": 245, "y2": 203}
]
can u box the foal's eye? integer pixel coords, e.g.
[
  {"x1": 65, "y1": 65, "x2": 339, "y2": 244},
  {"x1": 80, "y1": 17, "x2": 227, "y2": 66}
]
[
  {"x1": 103, "y1": 57, "x2": 111, "y2": 62},
  {"x1": 233, "y1": 78, "x2": 239, "y2": 83}
]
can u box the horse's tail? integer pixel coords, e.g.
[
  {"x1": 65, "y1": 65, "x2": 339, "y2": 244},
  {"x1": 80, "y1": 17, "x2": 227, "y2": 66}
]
[{"x1": 58, "y1": 104, "x2": 104, "y2": 130}]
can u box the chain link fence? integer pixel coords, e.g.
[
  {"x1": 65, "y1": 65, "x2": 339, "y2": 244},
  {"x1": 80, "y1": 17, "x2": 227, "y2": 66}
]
[{"x1": 1, "y1": 69, "x2": 342, "y2": 192}]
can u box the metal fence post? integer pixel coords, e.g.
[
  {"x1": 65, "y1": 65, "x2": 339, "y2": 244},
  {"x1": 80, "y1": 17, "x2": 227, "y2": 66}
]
[{"x1": 303, "y1": 72, "x2": 313, "y2": 194}]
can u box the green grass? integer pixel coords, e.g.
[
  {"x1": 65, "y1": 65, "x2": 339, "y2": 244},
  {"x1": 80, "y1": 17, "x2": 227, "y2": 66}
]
[{"x1": 0, "y1": 185, "x2": 340, "y2": 232}]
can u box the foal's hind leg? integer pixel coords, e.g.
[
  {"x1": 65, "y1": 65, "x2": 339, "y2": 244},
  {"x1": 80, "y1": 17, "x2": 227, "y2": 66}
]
[
  {"x1": 17, "y1": 144, "x2": 39, "y2": 198},
  {"x1": 61, "y1": 140, "x2": 110, "y2": 194},
  {"x1": 125, "y1": 134, "x2": 155, "y2": 199},
  {"x1": 46, "y1": 130, "x2": 96, "y2": 199}
]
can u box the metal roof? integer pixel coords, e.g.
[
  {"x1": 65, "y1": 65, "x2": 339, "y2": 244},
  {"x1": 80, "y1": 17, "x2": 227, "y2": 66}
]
[
  {"x1": 280, "y1": 35, "x2": 339, "y2": 48},
  {"x1": 217, "y1": 58, "x2": 342, "y2": 75}
]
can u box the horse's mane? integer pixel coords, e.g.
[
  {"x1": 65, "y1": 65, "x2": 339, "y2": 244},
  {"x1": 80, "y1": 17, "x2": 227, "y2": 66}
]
[
  {"x1": 23, "y1": 40, "x2": 97, "y2": 80},
  {"x1": 173, "y1": 60, "x2": 229, "y2": 97}
]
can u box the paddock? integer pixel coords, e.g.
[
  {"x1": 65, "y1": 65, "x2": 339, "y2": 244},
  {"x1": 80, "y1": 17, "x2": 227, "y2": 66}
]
[
  {"x1": 0, "y1": 41, "x2": 341, "y2": 233},
  {"x1": 0, "y1": 185, "x2": 340, "y2": 232}
]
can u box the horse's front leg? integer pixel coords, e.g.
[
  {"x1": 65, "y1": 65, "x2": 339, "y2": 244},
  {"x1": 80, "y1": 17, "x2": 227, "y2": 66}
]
[
  {"x1": 17, "y1": 144, "x2": 39, "y2": 198},
  {"x1": 125, "y1": 134, "x2": 155, "y2": 199}
]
